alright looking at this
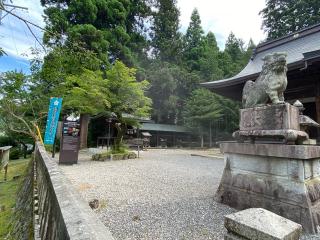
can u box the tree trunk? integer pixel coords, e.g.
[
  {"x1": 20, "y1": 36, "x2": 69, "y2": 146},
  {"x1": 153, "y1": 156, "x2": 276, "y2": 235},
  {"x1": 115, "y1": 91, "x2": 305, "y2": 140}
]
[
  {"x1": 114, "y1": 122, "x2": 127, "y2": 152},
  {"x1": 80, "y1": 114, "x2": 90, "y2": 149},
  {"x1": 200, "y1": 134, "x2": 204, "y2": 148}
]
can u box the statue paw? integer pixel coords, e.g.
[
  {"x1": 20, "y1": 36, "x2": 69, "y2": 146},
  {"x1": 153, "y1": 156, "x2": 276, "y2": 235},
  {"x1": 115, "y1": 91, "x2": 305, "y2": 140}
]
[{"x1": 274, "y1": 100, "x2": 285, "y2": 104}]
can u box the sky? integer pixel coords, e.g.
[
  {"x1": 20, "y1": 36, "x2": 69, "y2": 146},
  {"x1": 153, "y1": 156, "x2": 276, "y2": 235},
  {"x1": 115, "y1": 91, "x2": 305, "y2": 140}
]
[{"x1": 0, "y1": 0, "x2": 267, "y2": 73}]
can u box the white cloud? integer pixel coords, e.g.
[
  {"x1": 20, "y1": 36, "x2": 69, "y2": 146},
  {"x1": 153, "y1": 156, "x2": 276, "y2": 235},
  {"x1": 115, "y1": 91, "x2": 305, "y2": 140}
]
[
  {"x1": 177, "y1": 0, "x2": 267, "y2": 48},
  {"x1": 0, "y1": 0, "x2": 45, "y2": 59}
]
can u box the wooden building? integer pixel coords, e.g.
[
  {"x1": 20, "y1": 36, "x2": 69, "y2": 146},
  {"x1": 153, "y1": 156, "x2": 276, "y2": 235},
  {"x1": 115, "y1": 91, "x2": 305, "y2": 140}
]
[
  {"x1": 202, "y1": 24, "x2": 320, "y2": 138},
  {"x1": 138, "y1": 123, "x2": 193, "y2": 147}
]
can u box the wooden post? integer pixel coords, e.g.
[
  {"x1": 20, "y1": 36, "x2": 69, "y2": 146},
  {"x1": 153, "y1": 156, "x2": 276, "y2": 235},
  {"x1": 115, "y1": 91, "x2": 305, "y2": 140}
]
[
  {"x1": 79, "y1": 114, "x2": 90, "y2": 149},
  {"x1": 316, "y1": 97, "x2": 320, "y2": 123},
  {"x1": 4, "y1": 165, "x2": 7, "y2": 181},
  {"x1": 156, "y1": 132, "x2": 159, "y2": 147},
  {"x1": 316, "y1": 80, "x2": 320, "y2": 142}
]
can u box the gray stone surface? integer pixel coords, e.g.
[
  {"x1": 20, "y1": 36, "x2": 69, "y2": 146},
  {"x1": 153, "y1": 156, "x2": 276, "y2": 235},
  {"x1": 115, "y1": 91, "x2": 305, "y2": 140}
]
[
  {"x1": 239, "y1": 103, "x2": 299, "y2": 131},
  {"x1": 235, "y1": 103, "x2": 309, "y2": 143},
  {"x1": 35, "y1": 142, "x2": 114, "y2": 240},
  {"x1": 9, "y1": 159, "x2": 33, "y2": 240},
  {"x1": 242, "y1": 52, "x2": 287, "y2": 108},
  {"x1": 225, "y1": 208, "x2": 302, "y2": 240},
  {"x1": 220, "y1": 142, "x2": 320, "y2": 159},
  {"x1": 58, "y1": 149, "x2": 235, "y2": 240},
  {"x1": 56, "y1": 148, "x2": 319, "y2": 239},
  {"x1": 224, "y1": 232, "x2": 247, "y2": 240},
  {"x1": 216, "y1": 143, "x2": 320, "y2": 233}
]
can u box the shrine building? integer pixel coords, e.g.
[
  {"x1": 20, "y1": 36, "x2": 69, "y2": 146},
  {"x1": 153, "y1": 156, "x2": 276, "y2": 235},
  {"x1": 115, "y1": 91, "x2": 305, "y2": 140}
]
[{"x1": 202, "y1": 24, "x2": 320, "y2": 139}]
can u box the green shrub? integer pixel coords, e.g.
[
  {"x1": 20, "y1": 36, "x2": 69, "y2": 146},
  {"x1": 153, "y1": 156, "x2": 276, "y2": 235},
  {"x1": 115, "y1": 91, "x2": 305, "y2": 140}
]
[
  {"x1": 91, "y1": 150, "x2": 136, "y2": 161},
  {"x1": 91, "y1": 151, "x2": 110, "y2": 161},
  {"x1": 128, "y1": 152, "x2": 137, "y2": 159},
  {"x1": 9, "y1": 148, "x2": 21, "y2": 160},
  {"x1": 111, "y1": 144, "x2": 128, "y2": 154},
  {"x1": 0, "y1": 136, "x2": 15, "y2": 147}
]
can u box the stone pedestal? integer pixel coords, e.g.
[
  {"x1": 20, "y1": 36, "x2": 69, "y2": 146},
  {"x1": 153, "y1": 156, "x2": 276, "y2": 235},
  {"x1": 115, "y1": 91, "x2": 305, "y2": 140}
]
[
  {"x1": 233, "y1": 103, "x2": 308, "y2": 144},
  {"x1": 216, "y1": 142, "x2": 320, "y2": 233}
]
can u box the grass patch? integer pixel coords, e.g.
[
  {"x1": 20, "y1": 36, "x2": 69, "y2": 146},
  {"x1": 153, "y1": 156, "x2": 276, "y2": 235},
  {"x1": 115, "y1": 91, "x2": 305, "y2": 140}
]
[{"x1": 0, "y1": 158, "x2": 30, "y2": 239}]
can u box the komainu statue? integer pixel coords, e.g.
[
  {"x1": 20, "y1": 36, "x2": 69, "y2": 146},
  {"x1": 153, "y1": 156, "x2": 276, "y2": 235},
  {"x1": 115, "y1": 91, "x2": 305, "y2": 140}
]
[{"x1": 242, "y1": 52, "x2": 288, "y2": 108}]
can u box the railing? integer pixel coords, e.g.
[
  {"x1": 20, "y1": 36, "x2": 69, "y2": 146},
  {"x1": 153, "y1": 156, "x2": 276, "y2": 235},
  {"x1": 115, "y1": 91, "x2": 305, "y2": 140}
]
[{"x1": 34, "y1": 142, "x2": 114, "y2": 240}]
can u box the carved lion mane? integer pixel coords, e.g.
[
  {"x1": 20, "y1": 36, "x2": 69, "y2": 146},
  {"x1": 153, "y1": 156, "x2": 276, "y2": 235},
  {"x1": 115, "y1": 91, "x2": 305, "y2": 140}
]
[{"x1": 242, "y1": 52, "x2": 288, "y2": 108}]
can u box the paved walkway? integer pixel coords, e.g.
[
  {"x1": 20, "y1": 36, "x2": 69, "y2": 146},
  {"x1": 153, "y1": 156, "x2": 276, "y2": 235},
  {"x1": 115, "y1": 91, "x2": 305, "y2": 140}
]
[{"x1": 58, "y1": 149, "x2": 234, "y2": 239}]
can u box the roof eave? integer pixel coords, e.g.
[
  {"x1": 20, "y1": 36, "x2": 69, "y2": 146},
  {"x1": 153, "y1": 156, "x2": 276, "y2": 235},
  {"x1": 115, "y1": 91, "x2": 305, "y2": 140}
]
[{"x1": 201, "y1": 60, "x2": 306, "y2": 90}]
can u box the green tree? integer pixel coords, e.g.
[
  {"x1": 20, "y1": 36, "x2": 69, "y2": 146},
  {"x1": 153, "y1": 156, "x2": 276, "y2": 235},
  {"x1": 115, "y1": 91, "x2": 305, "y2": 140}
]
[
  {"x1": 199, "y1": 32, "x2": 223, "y2": 81},
  {"x1": 225, "y1": 32, "x2": 244, "y2": 63},
  {"x1": 54, "y1": 70, "x2": 111, "y2": 115},
  {"x1": 147, "y1": 61, "x2": 180, "y2": 124},
  {"x1": 41, "y1": 0, "x2": 153, "y2": 66},
  {"x1": 260, "y1": 0, "x2": 320, "y2": 40},
  {"x1": 151, "y1": 0, "x2": 182, "y2": 62},
  {"x1": 222, "y1": 32, "x2": 245, "y2": 76},
  {"x1": 38, "y1": 46, "x2": 103, "y2": 98},
  {"x1": 147, "y1": 61, "x2": 202, "y2": 124},
  {"x1": 0, "y1": 47, "x2": 6, "y2": 56},
  {"x1": 242, "y1": 38, "x2": 256, "y2": 64},
  {"x1": 107, "y1": 61, "x2": 151, "y2": 150},
  {"x1": 182, "y1": 88, "x2": 222, "y2": 147},
  {"x1": 183, "y1": 8, "x2": 205, "y2": 72},
  {"x1": 0, "y1": 71, "x2": 42, "y2": 141}
]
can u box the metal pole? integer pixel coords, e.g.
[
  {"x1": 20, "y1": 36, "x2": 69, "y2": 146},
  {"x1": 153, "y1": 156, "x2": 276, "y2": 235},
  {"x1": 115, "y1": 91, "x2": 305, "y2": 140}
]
[
  {"x1": 52, "y1": 138, "x2": 56, "y2": 158},
  {"x1": 209, "y1": 122, "x2": 212, "y2": 148},
  {"x1": 107, "y1": 119, "x2": 111, "y2": 151}
]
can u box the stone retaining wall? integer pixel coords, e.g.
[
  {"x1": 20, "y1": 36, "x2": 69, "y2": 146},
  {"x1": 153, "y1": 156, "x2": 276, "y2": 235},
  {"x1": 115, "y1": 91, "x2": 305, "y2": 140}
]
[
  {"x1": 10, "y1": 159, "x2": 34, "y2": 239},
  {"x1": 34, "y1": 142, "x2": 114, "y2": 240}
]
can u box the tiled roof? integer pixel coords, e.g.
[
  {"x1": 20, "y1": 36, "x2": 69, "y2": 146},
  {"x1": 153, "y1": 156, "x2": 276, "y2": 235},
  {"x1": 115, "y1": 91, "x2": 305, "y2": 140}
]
[
  {"x1": 139, "y1": 123, "x2": 191, "y2": 133},
  {"x1": 201, "y1": 23, "x2": 320, "y2": 89}
]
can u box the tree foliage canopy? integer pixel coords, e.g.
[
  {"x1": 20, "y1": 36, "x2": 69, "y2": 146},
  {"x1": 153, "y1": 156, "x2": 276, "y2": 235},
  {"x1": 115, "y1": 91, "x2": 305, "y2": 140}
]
[
  {"x1": 260, "y1": 0, "x2": 320, "y2": 40},
  {"x1": 182, "y1": 88, "x2": 222, "y2": 130},
  {"x1": 41, "y1": 0, "x2": 153, "y2": 65},
  {"x1": 1, "y1": 0, "x2": 261, "y2": 146}
]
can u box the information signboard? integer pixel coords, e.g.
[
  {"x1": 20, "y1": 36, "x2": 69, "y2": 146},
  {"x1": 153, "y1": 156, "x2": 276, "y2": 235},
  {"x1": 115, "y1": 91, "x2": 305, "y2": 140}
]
[{"x1": 59, "y1": 116, "x2": 81, "y2": 164}]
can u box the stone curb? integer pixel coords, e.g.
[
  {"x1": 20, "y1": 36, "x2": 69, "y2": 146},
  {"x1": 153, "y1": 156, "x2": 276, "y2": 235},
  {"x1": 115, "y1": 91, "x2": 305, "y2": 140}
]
[{"x1": 190, "y1": 153, "x2": 224, "y2": 159}]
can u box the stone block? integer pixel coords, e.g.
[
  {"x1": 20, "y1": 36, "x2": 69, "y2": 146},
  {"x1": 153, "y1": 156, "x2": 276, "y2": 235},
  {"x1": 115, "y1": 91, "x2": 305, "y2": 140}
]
[
  {"x1": 239, "y1": 103, "x2": 299, "y2": 131},
  {"x1": 225, "y1": 208, "x2": 302, "y2": 240},
  {"x1": 235, "y1": 103, "x2": 309, "y2": 143}
]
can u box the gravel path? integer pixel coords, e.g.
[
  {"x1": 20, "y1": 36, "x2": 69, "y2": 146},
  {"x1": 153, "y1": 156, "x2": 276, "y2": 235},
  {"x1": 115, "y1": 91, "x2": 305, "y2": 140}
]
[
  {"x1": 57, "y1": 149, "x2": 320, "y2": 240},
  {"x1": 58, "y1": 149, "x2": 234, "y2": 239}
]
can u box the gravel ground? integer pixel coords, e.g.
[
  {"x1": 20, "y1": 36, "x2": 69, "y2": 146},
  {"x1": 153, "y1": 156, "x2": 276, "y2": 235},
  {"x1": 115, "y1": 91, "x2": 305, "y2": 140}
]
[
  {"x1": 57, "y1": 149, "x2": 320, "y2": 240},
  {"x1": 58, "y1": 149, "x2": 234, "y2": 239}
]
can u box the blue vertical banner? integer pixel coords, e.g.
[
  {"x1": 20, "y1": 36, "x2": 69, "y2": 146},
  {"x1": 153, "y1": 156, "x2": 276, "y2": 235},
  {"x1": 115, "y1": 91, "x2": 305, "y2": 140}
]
[{"x1": 44, "y1": 97, "x2": 63, "y2": 145}]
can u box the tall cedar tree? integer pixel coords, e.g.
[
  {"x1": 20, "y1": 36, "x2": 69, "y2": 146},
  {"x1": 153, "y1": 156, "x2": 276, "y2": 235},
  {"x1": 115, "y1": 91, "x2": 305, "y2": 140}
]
[
  {"x1": 199, "y1": 32, "x2": 223, "y2": 81},
  {"x1": 260, "y1": 0, "x2": 320, "y2": 40},
  {"x1": 183, "y1": 8, "x2": 204, "y2": 72},
  {"x1": 41, "y1": 0, "x2": 153, "y2": 66},
  {"x1": 151, "y1": 0, "x2": 182, "y2": 63},
  {"x1": 222, "y1": 32, "x2": 245, "y2": 76}
]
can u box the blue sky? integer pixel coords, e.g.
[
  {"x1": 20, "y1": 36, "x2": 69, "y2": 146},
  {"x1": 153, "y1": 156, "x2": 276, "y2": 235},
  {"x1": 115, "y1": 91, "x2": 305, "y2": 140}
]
[
  {"x1": 0, "y1": 54, "x2": 30, "y2": 73},
  {"x1": 0, "y1": 0, "x2": 266, "y2": 74},
  {"x1": 0, "y1": 0, "x2": 44, "y2": 74}
]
